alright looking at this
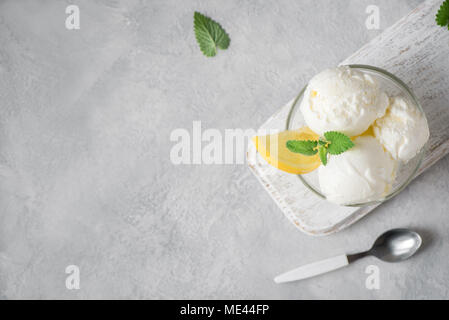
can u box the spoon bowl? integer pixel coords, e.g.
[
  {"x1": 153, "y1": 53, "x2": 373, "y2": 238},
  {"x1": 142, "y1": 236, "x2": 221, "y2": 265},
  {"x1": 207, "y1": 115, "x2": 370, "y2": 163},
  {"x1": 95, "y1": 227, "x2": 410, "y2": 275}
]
[{"x1": 370, "y1": 228, "x2": 422, "y2": 262}]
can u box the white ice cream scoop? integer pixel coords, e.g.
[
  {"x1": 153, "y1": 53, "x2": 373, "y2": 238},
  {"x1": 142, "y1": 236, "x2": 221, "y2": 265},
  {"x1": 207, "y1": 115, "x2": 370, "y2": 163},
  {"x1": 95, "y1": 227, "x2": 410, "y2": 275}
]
[
  {"x1": 318, "y1": 136, "x2": 396, "y2": 205},
  {"x1": 373, "y1": 96, "x2": 429, "y2": 162},
  {"x1": 300, "y1": 66, "x2": 389, "y2": 136}
]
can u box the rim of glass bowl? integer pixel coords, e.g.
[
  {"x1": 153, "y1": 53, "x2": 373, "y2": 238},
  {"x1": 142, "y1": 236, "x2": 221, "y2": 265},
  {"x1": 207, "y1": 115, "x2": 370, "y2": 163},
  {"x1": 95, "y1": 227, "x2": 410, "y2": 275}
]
[{"x1": 285, "y1": 64, "x2": 427, "y2": 207}]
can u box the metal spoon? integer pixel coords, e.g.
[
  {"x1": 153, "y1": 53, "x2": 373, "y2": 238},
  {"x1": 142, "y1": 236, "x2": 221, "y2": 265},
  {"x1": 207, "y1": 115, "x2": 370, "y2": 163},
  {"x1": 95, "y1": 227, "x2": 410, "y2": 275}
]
[{"x1": 274, "y1": 228, "x2": 422, "y2": 284}]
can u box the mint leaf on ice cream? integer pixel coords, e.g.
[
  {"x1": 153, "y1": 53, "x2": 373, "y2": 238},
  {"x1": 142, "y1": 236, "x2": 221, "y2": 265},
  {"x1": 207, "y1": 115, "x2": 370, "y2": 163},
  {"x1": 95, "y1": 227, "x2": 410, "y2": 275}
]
[
  {"x1": 318, "y1": 145, "x2": 328, "y2": 166},
  {"x1": 325, "y1": 131, "x2": 355, "y2": 155},
  {"x1": 286, "y1": 140, "x2": 318, "y2": 156},
  {"x1": 287, "y1": 130, "x2": 354, "y2": 166}
]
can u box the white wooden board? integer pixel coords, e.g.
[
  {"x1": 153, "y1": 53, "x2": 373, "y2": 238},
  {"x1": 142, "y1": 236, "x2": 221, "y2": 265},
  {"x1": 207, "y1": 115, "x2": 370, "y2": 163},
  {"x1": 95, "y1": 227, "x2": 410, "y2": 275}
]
[{"x1": 247, "y1": 0, "x2": 449, "y2": 236}]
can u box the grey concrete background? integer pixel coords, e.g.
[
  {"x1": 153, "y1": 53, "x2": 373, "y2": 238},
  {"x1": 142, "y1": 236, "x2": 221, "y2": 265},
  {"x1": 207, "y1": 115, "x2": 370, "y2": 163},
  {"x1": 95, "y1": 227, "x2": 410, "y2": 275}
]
[{"x1": 1, "y1": 0, "x2": 448, "y2": 299}]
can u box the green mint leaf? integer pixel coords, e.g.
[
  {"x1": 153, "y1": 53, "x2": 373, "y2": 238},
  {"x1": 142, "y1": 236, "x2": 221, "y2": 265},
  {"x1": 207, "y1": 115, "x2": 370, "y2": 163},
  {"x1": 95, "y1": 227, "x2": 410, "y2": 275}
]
[
  {"x1": 318, "y1": 139, "x2": 327, "y2": 146},
  {"x1": 194, "y1": 12, "x2": 230, "y2": 57},
  {"x1": 318, "y1": 145, "x2": 328, "y2": 166},
  {"x1": 324, "y1": 131, "x2": 354, "y2": 155},
  {"x1": 436, "y1": 0, "x2": 449, "y2": 28},
  {"x1": 286, "y1": 140, "x2": 318, "y2": 156}
]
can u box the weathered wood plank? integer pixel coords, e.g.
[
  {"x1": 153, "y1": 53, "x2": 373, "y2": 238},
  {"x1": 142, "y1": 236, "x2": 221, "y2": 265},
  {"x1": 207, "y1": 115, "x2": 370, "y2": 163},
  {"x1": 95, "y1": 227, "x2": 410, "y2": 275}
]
[{"x1": 247, "y1": 0, "x2": 449, "y2": 236}]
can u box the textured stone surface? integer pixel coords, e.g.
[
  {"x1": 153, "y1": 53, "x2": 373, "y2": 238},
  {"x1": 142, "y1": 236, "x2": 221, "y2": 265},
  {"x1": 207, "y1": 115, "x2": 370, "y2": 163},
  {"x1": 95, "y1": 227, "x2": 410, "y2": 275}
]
[{"x1": 1, "y1": 0, "x2": 447, "y2": 299}]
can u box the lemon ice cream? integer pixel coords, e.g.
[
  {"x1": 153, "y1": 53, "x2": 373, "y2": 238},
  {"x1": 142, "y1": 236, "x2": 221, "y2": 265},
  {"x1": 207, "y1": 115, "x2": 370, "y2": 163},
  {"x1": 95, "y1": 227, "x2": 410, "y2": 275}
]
[
  {"x1": 254, "y1": 66, "x2": 430, "y2": 206},
  {"x1": 300, "y1": 66, "x2": 389, "y2": 136},
  {"x1": 318, "y1": 136, "x2": 396, "y2": 205},
  {"x1": 373, "y1": 96, "x2": 429, "y2": 162}
]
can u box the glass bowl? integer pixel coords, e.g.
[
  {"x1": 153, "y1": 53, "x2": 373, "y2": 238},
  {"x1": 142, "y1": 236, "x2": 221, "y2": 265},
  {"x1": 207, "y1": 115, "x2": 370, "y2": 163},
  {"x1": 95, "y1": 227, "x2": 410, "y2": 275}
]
[{"x1": 285, "y1": 64, "x2": 427, "y2": 207}]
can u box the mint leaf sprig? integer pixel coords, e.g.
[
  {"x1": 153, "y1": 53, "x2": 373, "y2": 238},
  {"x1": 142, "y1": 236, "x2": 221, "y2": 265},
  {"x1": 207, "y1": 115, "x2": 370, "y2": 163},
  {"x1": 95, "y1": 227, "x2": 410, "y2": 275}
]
[
  {"x1": 286, "y1": 131, "x2": 354, "y2": 166},
  {"x1": 436, "y1": 0, "x2": 449, "y2": 29},
  {"x1": 194, "y1": 12, "x2": 230, "y2": 57},
  {"x1": 286, "y1": 140, "x2": 318, "y2": 156}
]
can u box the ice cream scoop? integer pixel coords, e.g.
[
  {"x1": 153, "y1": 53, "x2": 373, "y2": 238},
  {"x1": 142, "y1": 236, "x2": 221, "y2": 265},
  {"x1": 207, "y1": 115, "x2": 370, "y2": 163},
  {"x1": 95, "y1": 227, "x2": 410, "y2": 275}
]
[
  {"x1": 373, "y1": 96, "x2": 429, "y2": 162},
  {"x1": 300, "y1": 66, "x2": 389, "y2": 136},
  {"x1": 318, "y1": 136, "x2": 396, "y2": 205}
]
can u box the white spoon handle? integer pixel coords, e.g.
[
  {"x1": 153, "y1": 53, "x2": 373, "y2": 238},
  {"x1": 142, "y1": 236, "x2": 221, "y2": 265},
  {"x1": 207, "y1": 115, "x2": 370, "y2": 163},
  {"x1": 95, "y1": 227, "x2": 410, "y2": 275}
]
[{"x1": 274, "y1": 254, "x2": 349, "y2": 284}]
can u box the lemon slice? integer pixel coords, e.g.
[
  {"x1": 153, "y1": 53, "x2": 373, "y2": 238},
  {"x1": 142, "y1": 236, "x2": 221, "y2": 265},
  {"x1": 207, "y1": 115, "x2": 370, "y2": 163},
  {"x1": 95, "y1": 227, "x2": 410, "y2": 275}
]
[{"x1": 252, "y1": 127, "x2": 321, "y2": 174}]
